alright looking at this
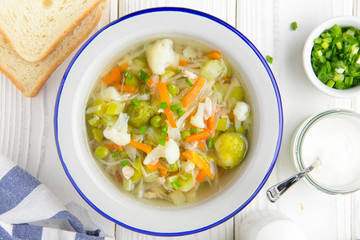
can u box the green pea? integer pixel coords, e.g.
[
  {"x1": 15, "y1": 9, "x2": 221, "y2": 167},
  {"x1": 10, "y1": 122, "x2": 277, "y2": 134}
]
[
  {"x1": 150, "y1": 115, "x2": 162, "y2": 128},
  {"x1": 169, "y1": 162, "x2": 179, "y2": 172},
  {"x1": 181, "y1": 130, "x2": 191, "y2": 140},
  {"x1": 94, "y1": 145, "x2": 109, "y2": 159},
  {"x1": 167, "y1": 83, "x2": 178, "y2": 96}
]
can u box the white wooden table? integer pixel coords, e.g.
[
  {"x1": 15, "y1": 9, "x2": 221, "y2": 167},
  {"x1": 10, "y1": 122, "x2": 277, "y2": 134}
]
[{"x1": 1, "y1": 0, "x2": 360, "y2": 239}]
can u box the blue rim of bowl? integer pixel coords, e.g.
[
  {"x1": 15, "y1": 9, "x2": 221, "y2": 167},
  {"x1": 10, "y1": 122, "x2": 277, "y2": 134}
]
[{"x1": 54, "y1": 7, "x2": 283, "y2": 237}]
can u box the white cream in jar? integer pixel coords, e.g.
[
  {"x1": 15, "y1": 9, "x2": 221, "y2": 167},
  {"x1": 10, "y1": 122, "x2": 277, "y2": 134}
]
[{"x1": 300, "y1": 112, "x2": 360, "y2": 190}]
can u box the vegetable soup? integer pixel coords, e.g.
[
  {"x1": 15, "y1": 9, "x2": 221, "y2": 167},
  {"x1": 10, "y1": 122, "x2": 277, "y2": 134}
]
[{"x1": 85, "y1": 37, "x2": 252, "y2": 206}]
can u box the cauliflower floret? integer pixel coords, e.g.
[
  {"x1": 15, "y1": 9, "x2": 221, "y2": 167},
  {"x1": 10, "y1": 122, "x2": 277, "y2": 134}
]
[
  {"x1": 183, "y1": 46, "x2": 197, "y2": 60},
  {"x1": 143, "y1": 139, "x2": 180, "y2": 165},
  {"x1": 103, "y1": 113, "x2": 131, "y2": 146},
  {"x1": 233, "y1": 102, "x2": 250, "y2": 122},
  {"x1": 190, "y1": 103, "x2": 205, "y2": 128},
  {"x1": 122, "y1": 165, "x2": 135, "y2": 180},
  {"x1": 146, "y1": 39, "x2": 178, "y2": 75}
]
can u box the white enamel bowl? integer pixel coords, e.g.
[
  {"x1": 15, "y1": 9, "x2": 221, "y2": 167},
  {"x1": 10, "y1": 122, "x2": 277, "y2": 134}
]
[
  {"x1": 303, "y1": 16, "x2": 360, "y2": 98},
  {"x1": 55, "y1": 7, "x2": 283, "y2": 236}
]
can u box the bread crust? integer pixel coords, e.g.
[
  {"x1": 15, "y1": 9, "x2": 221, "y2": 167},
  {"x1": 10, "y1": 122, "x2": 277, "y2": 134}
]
[
  {"x1": 0, "y1": 6, "x2": 103, "y2": 97},
  {"x1": 0, "y1": 0, "x2": 104, "y2": 62}
]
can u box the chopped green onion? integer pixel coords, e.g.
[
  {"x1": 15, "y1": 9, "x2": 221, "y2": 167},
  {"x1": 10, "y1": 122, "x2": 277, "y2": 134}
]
[
  {"x1": 171, "y1": 104, "x2": 181, "y2": 111},
  {"x1": 139, "y1": 125, "x2": 147, "y2": 134},
  {"x1": 291, "y1": 21, "x2": 298, "y2": 31},
  {"x1": 161, "y1": 126, "x2": 167, "y2": 137},
  {"x1": 137, "y1": 69, "x2": 149, "y2": 82},
  {"x1": 171, "y1": 180, "x2": 182, "y2": 190},
  {"x1": 190, "y1": 127, "x2": 199, "y2": 134},
  {"x1": 112, "y1": 150, "x2": 121, "y2": 159},
  {"x1": 326, "y1": 80, "x2": 335, "y2": 88},
  {"x1": 177, "y1": 109, "x2": 184, "y2": 117},
  {"x1": 124, "y1": 70, "x2": 133, "y2": 79},
  {"x1": 121, "y1": 160, "x2": 129, "y2": 167},
  {"x1": 311, "y1": 24, "x2": 360, "y2": 89},
  {"x1": 131, "y1": 99, "x2": 140, "y2": 106},
  {"x1": 158, "y1": 137, "x2": 166, "y2": 146},
  {"x1": 207, "y1": 138, "x2": 214, "y2": 149},
  {"x1": 160, "y1": 102, "x2": 168, "y2": 109},
  {"x1": 185, "y1": 78, "x2": 193, "y2": 87},
  {"x1": 266, "y1": 55, "x2": 273, "y2": 64}
]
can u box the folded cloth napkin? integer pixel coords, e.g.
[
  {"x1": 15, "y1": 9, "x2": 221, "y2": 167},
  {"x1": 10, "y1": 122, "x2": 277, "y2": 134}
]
[{"x1": 0, "y1": 154, "x2": 112, "y2": 240}]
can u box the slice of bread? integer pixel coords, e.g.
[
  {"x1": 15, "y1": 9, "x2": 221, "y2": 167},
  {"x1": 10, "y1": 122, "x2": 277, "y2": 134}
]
[
  {"x1": 0, "y1": 6, "x2": 102, "y2": 97},
  {"x1": 0, "y1": 0, "x2": 104, "y2": 62}
]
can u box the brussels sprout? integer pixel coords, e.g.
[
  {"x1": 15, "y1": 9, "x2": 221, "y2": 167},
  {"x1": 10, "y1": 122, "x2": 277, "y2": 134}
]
[
  {"x1": 214, "y1": 132, "x2": 247, "y2": 169},
  {"x1": 126, "y1": 101, "x2": 154, "y2": 127}
]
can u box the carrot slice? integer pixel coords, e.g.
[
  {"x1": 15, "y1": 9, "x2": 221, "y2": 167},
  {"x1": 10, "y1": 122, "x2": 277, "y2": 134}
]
[
  {"x1": 156, "y1": 162, "x2": 168, "y2": 177},
  {"x1": 197, "y1": 140, "x2": 206, "y2": 150},
  {"x1": 158, "y1": 82, "x2": 177, "y2": 128},
  {"x1": 114, "y1": 83, "x2": 137, "y2": 93},
  {"x1": 158, "y1": 82, "x2": 170, "y2": 106},
  {"x1": 160, "y1": 169, "x2": 167, "y2": 177},
  {"x1": 184, "y1": 130, "x2": 211, "y2": 143},
  {"x1": 208, "y1": 113, "x2": 216, "y2": 133},
  {"x1": 206, "y1": 50, "x2": 222, "y2": 59},
  {"x1": 113, "y1": 144, "x2": 123, "y2": 151},
  {"x1": 182, "y1": 151, "x2": 214, "y2": 179},
  {"x1": 196, "y1": 170, "x2": 207, "y2": 183},
  {"x1": 146, "y1": 164, "x2": 158, "y2": 172},
  {"x1": 182, "y1": 77, "x2": 206, "y2": 108},
  {"x1": 222, "y1": 76, "x2": 229, "y2": 81},
  {"x1": 103, "y1": 67, "x2": 121, "y2": 84},
  {"x1": 129, "y1": 140, "x2": 152, "y2": 153},
  {"x1": 179, "y1": 60, "x2": 188, "y2": 66},
  {"x1": 105, "y1": 144, "x2": 115, "y2": 150},
  {"x1": 102, "y1": 74, "x2": 113, "y2": 84},
  {"x1": 119, "y1": 62, "x2": 129, "y2": 73},
  {"x1": 164, "y1": 109, "x2": 177, "y2": 128}
]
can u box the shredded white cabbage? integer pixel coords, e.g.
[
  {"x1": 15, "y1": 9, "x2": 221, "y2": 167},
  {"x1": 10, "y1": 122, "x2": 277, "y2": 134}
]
[{"x1": 190, "y1": 103, "x2": 205, "y2": 128}]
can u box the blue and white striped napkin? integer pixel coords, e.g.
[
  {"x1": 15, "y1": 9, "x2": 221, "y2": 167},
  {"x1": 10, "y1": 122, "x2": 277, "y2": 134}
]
[{"x1": 0, "y1": 154, "x2": 112, "y2": 240}]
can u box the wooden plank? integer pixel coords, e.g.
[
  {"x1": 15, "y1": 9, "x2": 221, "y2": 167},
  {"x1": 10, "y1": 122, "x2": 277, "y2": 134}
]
[
  {"x1": 234, "y1": 0, "x2": 355, "y2": 239},
  {"x1": 33, "y1": 3, "x2": 118, "y2": 238}
]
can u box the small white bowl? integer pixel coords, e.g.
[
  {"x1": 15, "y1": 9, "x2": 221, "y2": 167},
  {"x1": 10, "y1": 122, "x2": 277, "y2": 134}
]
[
  {"x1": 303, "y1": 16, "x2": 360, "y2": 98},
  {"x1": 55, "y1": 7, "x2": 283, "y2": 236}
]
